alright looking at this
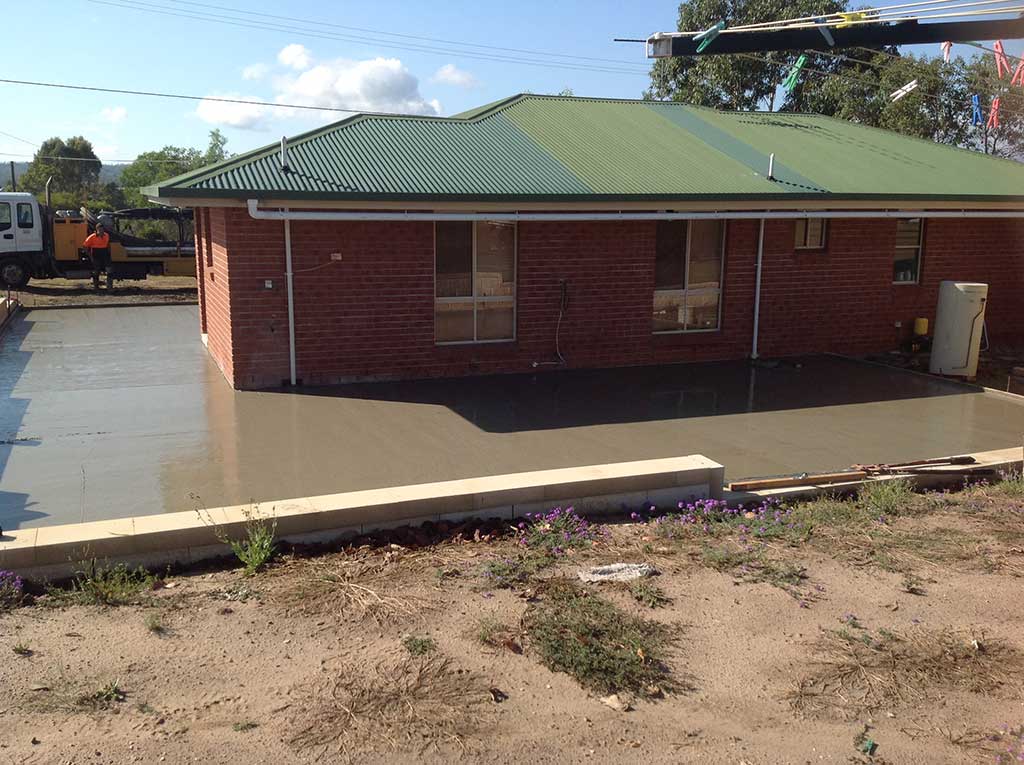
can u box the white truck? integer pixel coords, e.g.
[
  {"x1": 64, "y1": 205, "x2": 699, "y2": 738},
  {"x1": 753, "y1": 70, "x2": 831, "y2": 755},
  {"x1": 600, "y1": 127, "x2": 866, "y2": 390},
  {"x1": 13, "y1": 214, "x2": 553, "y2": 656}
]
[{"x1": 0, "y1": 191, "x2": 195, "y2": 288}]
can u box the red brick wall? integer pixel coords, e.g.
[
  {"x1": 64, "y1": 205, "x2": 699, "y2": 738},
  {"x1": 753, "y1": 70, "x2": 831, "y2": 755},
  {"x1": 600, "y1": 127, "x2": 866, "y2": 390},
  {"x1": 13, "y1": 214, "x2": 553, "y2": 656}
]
[{"x1": 195, "y1": 208, "x2": 1024, "y2": 389}]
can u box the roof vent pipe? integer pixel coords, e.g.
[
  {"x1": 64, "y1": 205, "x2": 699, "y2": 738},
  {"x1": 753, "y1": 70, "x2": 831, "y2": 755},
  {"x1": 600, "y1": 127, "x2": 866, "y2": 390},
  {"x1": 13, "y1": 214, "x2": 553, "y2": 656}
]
[
  {"x1": 280, "y1": 136, "x2": 291, "y2": 173},
  {"x1": 767, "y1": 153, "x2": 775, "y2": 181}
]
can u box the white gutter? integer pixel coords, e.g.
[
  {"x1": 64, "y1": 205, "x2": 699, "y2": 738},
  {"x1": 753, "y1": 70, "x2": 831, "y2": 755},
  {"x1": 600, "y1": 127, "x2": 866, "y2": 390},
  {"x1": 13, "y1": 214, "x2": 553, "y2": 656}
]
[
  {"x1": 751, "y1": 219, "x2": 766, "y2": 360},
  {"x1": 247, "y1": 200, "x2": 1024, "y2": 222},
  {"x1": 283, "y1": 209, "x2": 297, "y2": 386}
]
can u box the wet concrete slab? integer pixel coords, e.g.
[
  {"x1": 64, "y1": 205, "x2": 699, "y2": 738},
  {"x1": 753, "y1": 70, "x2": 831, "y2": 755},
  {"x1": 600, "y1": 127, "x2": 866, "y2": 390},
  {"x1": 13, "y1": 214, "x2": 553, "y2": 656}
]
[{"x1": 1, "y1": 305, "x2": 1022, "y2": 530}]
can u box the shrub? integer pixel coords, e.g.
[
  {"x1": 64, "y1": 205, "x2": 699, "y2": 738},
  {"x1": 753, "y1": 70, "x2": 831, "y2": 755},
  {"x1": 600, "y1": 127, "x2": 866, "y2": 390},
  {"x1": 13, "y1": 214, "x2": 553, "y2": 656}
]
[
  {"x1": 644, "y1": 497, "x2": 807, "y2": 543},
  {"x1": 523, "y1": 579, "x2": 673, "y2": 695},
  {"x1": 516, "y1": 507, "x2": 603, "y2": 555},
  {"x1": 0, "y1": 570, "x2": 24, "y2": 609},
  {"x1": 199, "y1": 504, "x2": 278, "y2": 576},
  {"x1": 480, "y1": 554, "x2": 552, "y2": 589},
  {"x1": 858, "y1": 478, "x2": 916, "y2": 518},
  {"x1": 402, "y1": 636, "x2": 436, "y2": 656}
]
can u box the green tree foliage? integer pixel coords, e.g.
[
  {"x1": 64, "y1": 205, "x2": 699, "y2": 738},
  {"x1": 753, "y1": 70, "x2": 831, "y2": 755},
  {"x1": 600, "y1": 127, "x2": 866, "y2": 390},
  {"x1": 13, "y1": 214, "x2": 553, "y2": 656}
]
[
  {"x1": 647, "y1": 0, "x2": 1024, "y2": 159},
  {"x1": 20, "y1": 136, "x2": 102, "y2": 197},
  {"x1": 120, "y1": 130, "x2": 230, "y2": 207}
]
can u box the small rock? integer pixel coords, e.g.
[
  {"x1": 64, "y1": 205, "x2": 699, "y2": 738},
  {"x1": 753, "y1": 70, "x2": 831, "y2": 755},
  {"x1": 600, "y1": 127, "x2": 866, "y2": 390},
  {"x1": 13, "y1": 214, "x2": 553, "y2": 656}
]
[
  {"x1": 489, "y1": 687, "x2": 508, "y2": 703},
  {"x1": 600, "y1": 694, "x2": 632, "y2": 712},
  {"x1": 30, "y1": 737, "x2": 40, "y2": 745},
  {"x1": 578, "y1": 563, "x2": 658, "y2": 583}
]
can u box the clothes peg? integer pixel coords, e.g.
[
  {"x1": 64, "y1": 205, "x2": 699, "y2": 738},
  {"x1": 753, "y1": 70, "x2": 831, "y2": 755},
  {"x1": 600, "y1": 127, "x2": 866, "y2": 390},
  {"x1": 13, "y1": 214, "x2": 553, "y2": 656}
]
[
  {"x1": 1011, "y1": 58, "x2": 1024, "y2": 87},
  {"x1": 783, "y1": 55, "x2": 808, "y2": 94},
  {"x1": 816, "y1": 18, "x2": 835, "y2": 46},
  {"x1": 836, "y1": 11, "x2": 866, "y2": 28},
  {"x1": 971, "y1": 94, "x2": 983, "y2": 126},
  {"x1": 890, "y1": 79, "x2": 918, "y2": 102},
  {"x1": 994, "y1": 41, "x2": 1011, "y2": 79},
  {"x1": 941, "y1": 41, "x2": 952, "y2": 63},
  {"x1": 694, "y1": 21, "x2": 725, "y2": 53},
  {"x1": 987, "y1": 96, "x2": 1001, "y2": 129}
]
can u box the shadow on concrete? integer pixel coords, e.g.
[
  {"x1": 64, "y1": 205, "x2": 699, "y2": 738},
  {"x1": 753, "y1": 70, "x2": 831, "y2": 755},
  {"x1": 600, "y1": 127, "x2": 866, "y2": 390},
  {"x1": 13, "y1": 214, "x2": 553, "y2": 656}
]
[
  {"x1": 0, "y1": 312, "x2": 48, "y2": 530},
  {"x1": 282, "y1": 355, "x2": 980, "y2": 434}
]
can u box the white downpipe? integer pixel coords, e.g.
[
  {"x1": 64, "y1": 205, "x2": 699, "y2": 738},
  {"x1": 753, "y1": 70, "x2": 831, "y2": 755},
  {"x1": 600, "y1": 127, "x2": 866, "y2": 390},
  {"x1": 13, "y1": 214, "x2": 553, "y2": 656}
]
[
  {"x1": 751, "y1": 219, "x2": 766, "y2": 360},
  {"x1": 247, "y1": 199, "x2": 1024, "y2": 222},
  {"x1": 283, "y1": 209, "x2": 297, "y2": 386}
]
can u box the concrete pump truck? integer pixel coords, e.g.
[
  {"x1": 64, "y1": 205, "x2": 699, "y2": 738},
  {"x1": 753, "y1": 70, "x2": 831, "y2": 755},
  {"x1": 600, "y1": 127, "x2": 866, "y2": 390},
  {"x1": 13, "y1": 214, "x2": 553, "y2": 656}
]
[{"x1": 0, "y1": 189, "x2": 195, "y2": 289}]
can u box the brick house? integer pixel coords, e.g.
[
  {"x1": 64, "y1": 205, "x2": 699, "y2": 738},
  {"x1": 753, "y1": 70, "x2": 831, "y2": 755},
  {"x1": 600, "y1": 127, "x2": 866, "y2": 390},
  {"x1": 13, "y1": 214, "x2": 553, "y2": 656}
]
[{"x1": 146, "y1": 94, "x2": 1024, "y2": 390}]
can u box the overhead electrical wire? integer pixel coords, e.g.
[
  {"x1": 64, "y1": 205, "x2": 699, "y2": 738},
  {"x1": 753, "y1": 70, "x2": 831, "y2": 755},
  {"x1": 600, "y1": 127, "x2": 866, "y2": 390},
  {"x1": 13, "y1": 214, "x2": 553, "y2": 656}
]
[{"x1": 86, "y1": 0, "x2": 651, "y2": 77}]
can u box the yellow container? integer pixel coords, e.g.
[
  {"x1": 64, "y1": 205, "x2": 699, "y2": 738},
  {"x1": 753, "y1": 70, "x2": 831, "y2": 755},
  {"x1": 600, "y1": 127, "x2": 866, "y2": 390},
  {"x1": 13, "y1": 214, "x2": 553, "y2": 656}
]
[{"x1": 913, "y1": 317, "x2": 929, "y2": 336}]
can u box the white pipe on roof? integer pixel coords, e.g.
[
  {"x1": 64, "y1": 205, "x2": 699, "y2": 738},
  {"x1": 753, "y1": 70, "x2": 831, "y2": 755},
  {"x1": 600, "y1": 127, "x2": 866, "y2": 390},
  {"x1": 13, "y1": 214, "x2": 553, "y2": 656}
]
[{"x1": 246, "y1": 200, "x2": 1024, "y2": 221}]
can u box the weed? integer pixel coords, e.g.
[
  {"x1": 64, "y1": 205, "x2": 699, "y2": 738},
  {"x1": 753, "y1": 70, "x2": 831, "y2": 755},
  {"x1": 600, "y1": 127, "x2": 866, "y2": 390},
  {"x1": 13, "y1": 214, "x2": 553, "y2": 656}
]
[
  {"x1": 0, "y1": 570, "x2": 24, "y2": 610},
  {"x1": 290, "y1": 655, "x2": 488, "y2": 757},
  {"x1": 198, "y1": 502, "x2": 278, "y2": 576},
  {"x1": 12, "y1": 642, "x2": 32, "y2": 656},
  {"x1": 993, "y1": 470, "x2": 1024, "y2": 499},
  {"x1": 522, "y1": 578, "x2": 674, "y2": 695},
  {"x1": 629, "y1": 580, "x2": 671, "y2": 609},
  {"x1": 790, "y1": 627, "x2": 1024, "y2": 717},
  {"x1": 286, "y1": 565, "x2": 422, "y2": 627},
  {"x1": 700, "y1": 544, "x2": 809, "y2": 599},
  {"x1": 144, "y1": 612, "x2": 166, "y2": 634},
  {"x1": 402, "y1": 636, "x2": 436, "y2": 656},
  {"x1": 516, "y1": 507, "x2": 603, "y2": 555},
  {"x1": 993, "y1": 724, "x2": 1024, "y2": 764},
  {"x1": 473, "y1": 616, "x2": 522, "y2": 653},
  {"x1": 900, "y1": 574, "x2": 927, "y2": 595},
  {"x1": 233, "y1": 721, "x2": 259, "y2": 732},
  {"x1": 77, "y1": 680, "x2": 127, "y2": 710},
  {"x1": 136, "y1": 702, "x2": 157, "y2": 714},
  {"x1": 480, "y1": 554, "x2": 552, "y2": 589},
  {"x1": 46, "y1": 561, "x2": 155, "y2": 607},
  {"x1": 858, "y1": 478, "x2": 916, "y2": 518}
]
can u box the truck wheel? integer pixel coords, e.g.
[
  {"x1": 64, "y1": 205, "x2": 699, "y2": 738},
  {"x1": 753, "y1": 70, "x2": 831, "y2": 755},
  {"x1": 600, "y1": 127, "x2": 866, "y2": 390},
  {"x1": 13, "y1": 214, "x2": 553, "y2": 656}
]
[{"x1": 0, "y1": 258, "x2": 30, "y2": 289}]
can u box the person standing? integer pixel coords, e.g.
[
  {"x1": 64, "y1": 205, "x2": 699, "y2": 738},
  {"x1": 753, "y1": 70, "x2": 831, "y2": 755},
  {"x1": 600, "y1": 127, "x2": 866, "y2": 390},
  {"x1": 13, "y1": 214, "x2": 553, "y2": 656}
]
[{"x1": 82, "y1": 223, "x2": 112, "y2": 289}]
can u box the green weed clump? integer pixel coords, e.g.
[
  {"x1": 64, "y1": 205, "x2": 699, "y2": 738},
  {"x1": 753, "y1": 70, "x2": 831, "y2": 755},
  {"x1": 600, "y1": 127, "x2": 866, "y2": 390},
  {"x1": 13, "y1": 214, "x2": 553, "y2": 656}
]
[
  {"x1": 46, "y1": 561, "x2": 156, "y2": 607},
  {"x1": 857, "y1": 478, "x2": 916, "y2": 518},
  {"x1": 523, "y1": 579, "x2": 673, "y2": 695},
  {"x1": 628, "y1": 580, "x2": 671, "y2": 609},
  {"x1": 402, "y1": 636, "x2": 436, "y2": 656},
  {"x1": 199, "y1": 503, "x2": 278, "y2": 576},
  {"x1": 480, "y1": 554, "x2": 552, "y2": 589}
]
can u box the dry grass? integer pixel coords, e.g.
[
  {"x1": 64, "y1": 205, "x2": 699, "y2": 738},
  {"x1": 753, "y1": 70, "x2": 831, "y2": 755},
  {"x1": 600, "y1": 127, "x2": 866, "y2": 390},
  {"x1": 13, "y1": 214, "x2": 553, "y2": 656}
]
[
  {"x1": 289, "y1": 655, "x2": 490, "y2": 759},
  {"x1": 789, "y1": 626, "x2": 1024, "y2": 718}
]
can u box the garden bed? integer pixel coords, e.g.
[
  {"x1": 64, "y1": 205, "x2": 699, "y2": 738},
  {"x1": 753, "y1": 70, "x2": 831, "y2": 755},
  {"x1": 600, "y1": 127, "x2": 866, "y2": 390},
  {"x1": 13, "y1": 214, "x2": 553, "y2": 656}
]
[{"x1": 1, "y1": 478, "x2": 1023, "y2": 763}]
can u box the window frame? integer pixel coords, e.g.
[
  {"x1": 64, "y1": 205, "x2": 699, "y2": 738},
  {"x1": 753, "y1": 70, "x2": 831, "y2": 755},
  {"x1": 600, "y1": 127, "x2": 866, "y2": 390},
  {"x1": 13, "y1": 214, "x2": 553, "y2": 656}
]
[
  {"x1": 794, "y1": 218, "x2": 827, "y2": 250},
  {"x1": 0, "y1": 202, "x2": 10, "y2": 232},
  {"x1": 892, "y1": 218, "x2": 924, "y2": 285},
  {"x1": 652, "y1": 220, "x2": 726, "y2": 335},
  {"x1": 434, "y1": 220, "x2": 517, "y2": 345}
]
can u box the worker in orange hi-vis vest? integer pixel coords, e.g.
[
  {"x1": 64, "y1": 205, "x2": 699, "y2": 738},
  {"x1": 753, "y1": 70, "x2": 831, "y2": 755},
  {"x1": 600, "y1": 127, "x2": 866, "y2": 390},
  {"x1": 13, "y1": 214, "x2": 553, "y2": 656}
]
[{"x1": 82, "y1": 222, "x2": 112, "y2": 289}]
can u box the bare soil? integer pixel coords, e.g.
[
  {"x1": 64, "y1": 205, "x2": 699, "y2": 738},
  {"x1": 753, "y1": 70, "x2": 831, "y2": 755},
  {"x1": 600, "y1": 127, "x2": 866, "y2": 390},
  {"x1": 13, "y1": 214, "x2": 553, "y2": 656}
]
[
  {"x1": 1, "y1": 481, "x2": 1023, "y2": 764},
  {"x1": 13, "y1": 276, "x2": 197, "y2": 309}
]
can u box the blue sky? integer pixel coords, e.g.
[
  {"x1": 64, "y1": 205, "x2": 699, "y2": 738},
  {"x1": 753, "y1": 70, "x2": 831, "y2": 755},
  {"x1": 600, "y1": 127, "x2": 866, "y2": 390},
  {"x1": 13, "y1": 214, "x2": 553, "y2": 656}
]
[{"x1": 2, "y1": 0, "x2": 1021, "y2": 165}]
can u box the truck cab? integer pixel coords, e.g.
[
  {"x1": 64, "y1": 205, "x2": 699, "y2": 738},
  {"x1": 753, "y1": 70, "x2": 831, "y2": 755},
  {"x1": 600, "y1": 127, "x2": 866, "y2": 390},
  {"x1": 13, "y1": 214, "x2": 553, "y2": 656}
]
[{"x1": 0, "y1": 193, "x2": 44, "y2": 288}]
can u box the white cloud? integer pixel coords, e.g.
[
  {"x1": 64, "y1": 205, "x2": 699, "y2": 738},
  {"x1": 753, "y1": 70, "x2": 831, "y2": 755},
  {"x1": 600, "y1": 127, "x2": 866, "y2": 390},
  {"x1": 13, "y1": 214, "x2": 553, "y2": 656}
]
[
  {"x1": 431, "y1": 63, "x2": 478, "y2": 88},
  {"x1": 100, "y1": 106, "x2": 127, "y2": 123},
  {"x1": 242, "y1": 63, "x2": 269, "y2": 81},
  {"x1": 278, "y1": 43, "x2": 313, "y2": 71},
  {"x1": 195, "y1": 94, "x2": 270, "y2": 130},
  {"x1": 277, "y1": 57, "x2": 441, "y2": 116}
]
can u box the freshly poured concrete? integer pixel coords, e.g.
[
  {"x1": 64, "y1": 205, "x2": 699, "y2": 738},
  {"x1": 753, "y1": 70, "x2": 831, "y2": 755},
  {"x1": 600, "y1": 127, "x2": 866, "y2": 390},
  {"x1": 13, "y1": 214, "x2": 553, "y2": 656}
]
[{"x1": 1, "y1": 305, "x2": 1023, "y2": 530}]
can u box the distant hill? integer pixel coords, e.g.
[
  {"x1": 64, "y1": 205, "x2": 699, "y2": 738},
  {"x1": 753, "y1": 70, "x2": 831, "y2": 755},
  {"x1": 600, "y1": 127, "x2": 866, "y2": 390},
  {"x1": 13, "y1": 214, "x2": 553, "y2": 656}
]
[{"x1": 4, "y1": 161, "x2": 126, "y2": 188}]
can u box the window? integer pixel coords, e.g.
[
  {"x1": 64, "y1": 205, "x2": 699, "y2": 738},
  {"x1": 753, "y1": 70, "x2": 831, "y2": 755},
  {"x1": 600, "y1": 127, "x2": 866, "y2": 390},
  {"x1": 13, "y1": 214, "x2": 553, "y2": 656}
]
[
  {"x1": 893, "y1": 218, "x2": 923, "y2": 284},
  {"x1": 16, "y1": 203, "x2": 33, "y2": 228},
  {"x1": 794, "y1": 218, "x2": 826, "y2": 249},
  {"x1": 0, "y1": 203, "x2": 10, "y2": 232},
  {"x1": 435, "y1": 221, "x2": 516, "y2": 343},
  {"x1": 653, "y1": 220, "x2": 724, "y2": 333}
]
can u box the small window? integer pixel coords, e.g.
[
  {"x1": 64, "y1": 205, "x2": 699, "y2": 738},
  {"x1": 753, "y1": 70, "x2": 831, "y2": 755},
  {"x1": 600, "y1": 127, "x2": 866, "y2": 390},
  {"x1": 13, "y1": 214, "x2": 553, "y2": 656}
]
[
  {"x1": 653, "y1": 220, "x2": 724, "y2": 333},
  {"x1": 794, "y1": 218, "x2": 826, "y2": 249},
  {"x1": 16, "y1": 203, "x2": 33, "y2": 228},
  {"x1": 893, "y1": 219, "x2": 923, "y2": 284},
  {"x1": 435, "y1": 221, "x2": 515, "y2": 343},
  {"x1": 0, "y1": 203, "x2": 10, "y2": 232}
]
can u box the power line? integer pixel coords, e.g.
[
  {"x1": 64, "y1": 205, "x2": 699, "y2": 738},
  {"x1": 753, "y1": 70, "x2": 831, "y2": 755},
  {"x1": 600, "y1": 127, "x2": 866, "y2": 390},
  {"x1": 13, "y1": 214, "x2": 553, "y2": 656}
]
[
  {"x1": 88, "y1": 0, "x2": 651, "y2": 77},
  {"x1": 162, "y1": 0, "x2": 645, "y2": 67},
  {"x1": 0, "y1": 151, "x2": 191, "y2": 164},
  {"x1": 0, "y1": 129, "x2": 37, "y2": 147}
]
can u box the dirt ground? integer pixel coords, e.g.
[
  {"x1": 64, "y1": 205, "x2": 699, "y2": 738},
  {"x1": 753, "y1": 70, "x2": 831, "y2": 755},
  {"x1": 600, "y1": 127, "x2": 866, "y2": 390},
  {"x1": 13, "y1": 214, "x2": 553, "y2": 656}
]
[
  {"x1": 1, "y1": 479, "x2": 1023, "y2": 765},
  {"x1": 12, "y1": 277, "x2": 197, "y2": 309}
]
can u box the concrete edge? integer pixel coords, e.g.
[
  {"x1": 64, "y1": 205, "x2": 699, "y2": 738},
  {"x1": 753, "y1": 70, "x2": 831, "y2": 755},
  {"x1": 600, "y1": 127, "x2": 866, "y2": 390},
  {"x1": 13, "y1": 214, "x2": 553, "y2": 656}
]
[
  {"x1": 23, "y1": 300, "x2": 199, "y2": 311},
  {"x1": 724, "y1": 446, "x2": 1023, "y2": 505},
  {"x1": 0, "y1": 296, "x2": 20, "y2": 336},
  {"x1": 0, "y1": 454, "x2": 724, "y2": 580}
]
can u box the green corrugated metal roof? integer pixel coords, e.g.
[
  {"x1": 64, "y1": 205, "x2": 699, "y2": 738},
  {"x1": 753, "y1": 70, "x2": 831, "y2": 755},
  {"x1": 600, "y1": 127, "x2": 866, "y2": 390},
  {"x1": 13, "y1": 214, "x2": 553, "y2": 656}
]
[{"x1": 145, "y1": 94, "x2": 1024, "y2": 203}]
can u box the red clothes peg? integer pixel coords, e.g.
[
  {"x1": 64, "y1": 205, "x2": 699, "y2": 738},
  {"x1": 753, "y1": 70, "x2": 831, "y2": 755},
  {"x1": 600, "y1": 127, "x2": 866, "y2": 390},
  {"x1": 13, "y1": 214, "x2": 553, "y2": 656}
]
[
  {"x1": 987, "y1": 96, "x2": 1001, "y2": 129},
  {"x1": 994, "y1": 41, "x2": 1011, "y2": 79}
]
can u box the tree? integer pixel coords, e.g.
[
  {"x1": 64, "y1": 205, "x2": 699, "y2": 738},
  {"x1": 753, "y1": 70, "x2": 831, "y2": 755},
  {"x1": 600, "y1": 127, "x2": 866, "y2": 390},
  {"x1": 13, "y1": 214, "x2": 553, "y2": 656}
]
[
  {"x1": 20, "y1": 136, "x2": 101, "y2": 198},
  {"x1": 120, "y1": 130, "x2": 231, "y2": 207},
  {"x1": 646, "y1": 0, "x2": 848, "y2": 110},
  {"x1": 647, "y1": 0, "x2": 1023, "y2": 159}
]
